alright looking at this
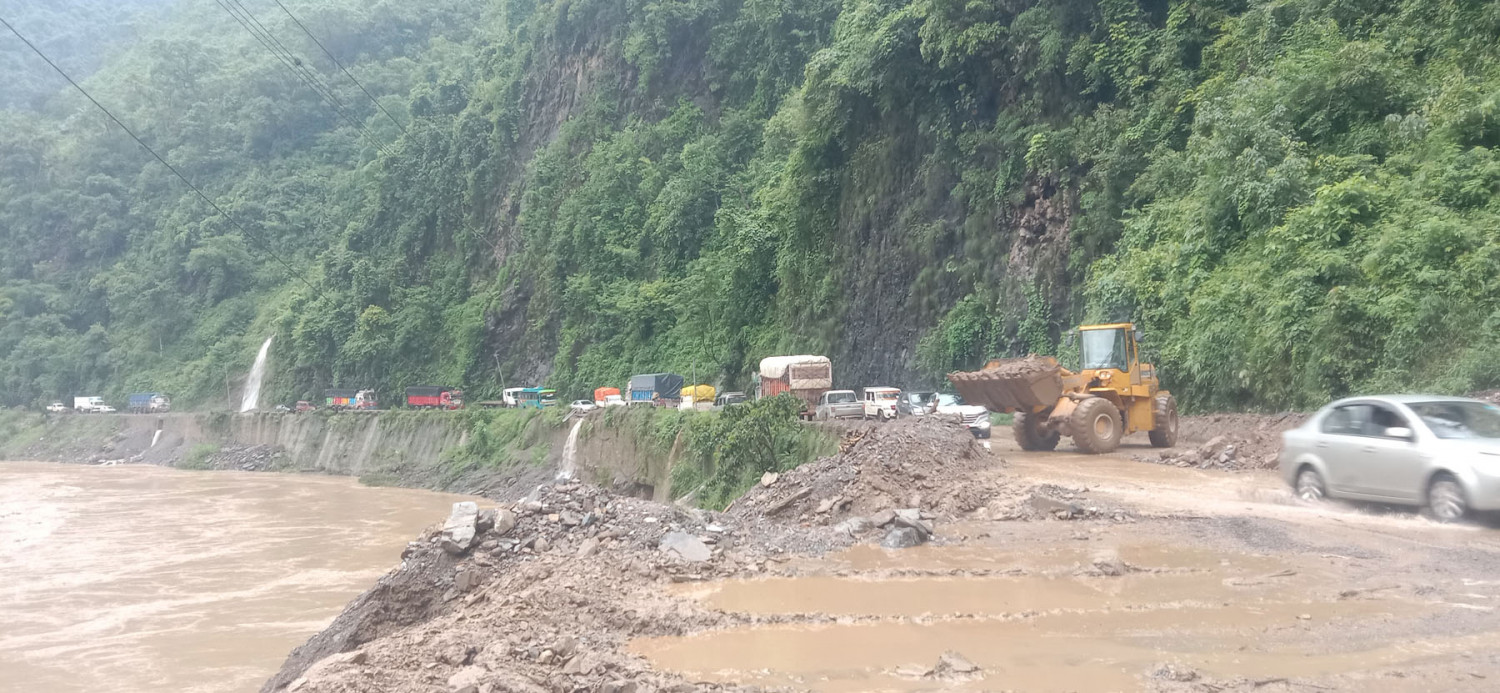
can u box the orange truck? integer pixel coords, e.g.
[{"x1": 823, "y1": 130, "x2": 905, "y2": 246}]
[{"x1": 757, "y1": 355, "x2": 833, "y2": 419}]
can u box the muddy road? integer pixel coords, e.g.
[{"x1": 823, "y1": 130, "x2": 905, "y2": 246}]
[
  {"x1": 636, "y1": 433, "x2": 1500, "y2": 692},
  {"x1": 274, "y1": 417, "x2": 1500, "y2": 693}
]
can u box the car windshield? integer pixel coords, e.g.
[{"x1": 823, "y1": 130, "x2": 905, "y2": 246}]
[
  {"x1": 937, "y1": 394, "x2": 959, "y2": 407},
  {"x1": 908, "y1": 392, "x2": 936, "y2": 405},
  {"x1": 827, "y1": 392, "x2": 855, "y2": 403},
  {"x1": 1408, "y1": 401, "x2": 1500, "y2": 439},
  {"x1": 874, "y1": 391, "x2": 898, "y2": 401},
  {"x1": 1080, "y1": 328, "x2": 1128, "y2": 371}
]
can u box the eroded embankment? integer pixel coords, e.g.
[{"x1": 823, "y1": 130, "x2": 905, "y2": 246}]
[{"x1": 0, "y1": 408, "x2": 685, "y2": 498}]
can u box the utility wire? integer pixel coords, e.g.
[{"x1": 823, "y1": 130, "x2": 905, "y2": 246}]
[
  {"x1": 0, "y1": 13, "x2": 323, "y2": 297},
  {"x1": 270, "y1": 0, "x2": 407, "y2": 133},
  {"x1": 213, "y1": 0, "x2": 396, "y2": 158}
]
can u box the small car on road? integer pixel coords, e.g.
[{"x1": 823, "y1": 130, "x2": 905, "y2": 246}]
[
  {"x1": 937, "y1": 393, "x2": 992, "y2": 439},
  {"x1": 815, "y1": 390, "x2": 863, "y2": 420},
  {"x1": 1280, "y1": 395, "x2": 1500, "y2": 522},
  {"x1": 45, "y1": 402, "x2": 68, "y2": 413},
  {"x1": 570, "y1": 399, "x2": 597, "y2": 414},
  {"x1": 862, "y1": 387, "x2": 901, "y2": 421},
  {"x1": 713, "y1": 392, "x2": 747, "y2": 409},
  {"x1": 898, "y1": 391, "x2": 939, "y2": 417}
]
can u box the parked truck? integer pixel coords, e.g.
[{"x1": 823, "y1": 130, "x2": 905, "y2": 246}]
[
  {"x1": 127, "y1": 393, "x2": 171, "y2": 414},
  {"x1": 628, "y1": 373, "x2": 684, "y2": 407},
  {"x1": 73, "y1": 396, "x2": 115, "y2": 414},
  {"x1": 405, "y1": 386, "x2": 463, "y2": 410},
  {"x1": 756, "y1": 355, "x2": 833, "y2": 420},
  {"x1": 325, "y1": 389, "x2": 378, "y2": 411},
  {"x1": 593, "y1": 387, "x2": 623, "y2": 406}
]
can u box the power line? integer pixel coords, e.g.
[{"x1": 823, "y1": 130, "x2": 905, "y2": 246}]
[
  {"x1": 213, "y1": 0, "x2": 395, "y2": 159},
  {"x1": 0, "y1": 13, "x2": 323, "y2": 297},
  {"x1": 270, "y1": 0, "x2": 407, "y2": 133}
]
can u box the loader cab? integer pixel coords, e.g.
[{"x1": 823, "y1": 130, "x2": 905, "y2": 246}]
[{"x1": 1076, "y1": 323, "x2": 1143, "y2": 385}]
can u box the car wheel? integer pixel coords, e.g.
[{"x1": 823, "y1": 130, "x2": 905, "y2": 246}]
[
  {"x1": 1427, "y1": 475, "x2": 1468, "y2": 523},
  {"x1": 1295, "y1": 467, "x2": 1326, "y2": 503}
]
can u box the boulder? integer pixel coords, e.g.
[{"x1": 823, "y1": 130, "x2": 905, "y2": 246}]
[
  {"x1": 834, "y1": 516, "x2": 875, "y2": 535},
  {"x1": 455, "y1": 568, "x2": 483, "y2": 592},
  {"x1": 880, "y1": 526, "x2": 926, "y2": 549},
  {"x1": 492, "y1": 510, "x2": 518, "y2": 537},
  {"x1": 475, "y1": 508, "x2": 496, "y2": 534},
  {"x1": 441, "y1": 502, "x2": 480, "y2": 555},
  {"x1": 447, "y1": 665, "x2": 486, "y2": 690},
  {"x1": 938, "y1": 650, "x2": 980, "y2": 674},
  {"x1": 659, "y1": 531, "x2": 711, "y2": 562},
  {"x1": 868, "y1": 509, "x2": 897, "y2": 527},
  {"x1": 577, "y1": 537, "x2": 600, "y2": 557},
  {"x1": 892, "y1": 514, "x2": 934, "y2": 539}
]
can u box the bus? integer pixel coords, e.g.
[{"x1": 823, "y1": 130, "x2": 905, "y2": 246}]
[{"x1": 516, "y1": 387, "x2": 557, "y2": 409}]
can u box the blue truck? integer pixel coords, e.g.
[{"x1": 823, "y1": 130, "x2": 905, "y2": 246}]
[
  {"x1": 628, "y1": 373, "x2": 684, "y2": 406},
  {"x1": 127, "y1": 393, "x2": 171, "y2": 414}
]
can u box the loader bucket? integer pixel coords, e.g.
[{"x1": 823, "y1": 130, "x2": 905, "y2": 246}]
[{"x1": 947, "y1": 356, "x2": 1065, "y2": 413}]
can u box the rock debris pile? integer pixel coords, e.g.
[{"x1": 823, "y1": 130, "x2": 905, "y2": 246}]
[
  {"x1": 266, "y1": 480, "x2": 835, "y2": 693},
  {"x1": 733, "y1": 416, "x2": 1002, "y2": 528},
  {"x1": 1142, "y1": 413, "x2": 1307, "y2": 471}
]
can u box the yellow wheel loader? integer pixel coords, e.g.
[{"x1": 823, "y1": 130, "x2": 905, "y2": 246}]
[{"x1": 946, "y1": 323, "x2": 1178, "y2": 454}]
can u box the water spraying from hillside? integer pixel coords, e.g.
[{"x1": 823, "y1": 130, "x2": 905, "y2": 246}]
[
  {"x1": 239, "y1": 336, "x2": 274, "y2": 413},
  {"x1": 557, "y1": 418, "x2": 584, "y2": 480}
]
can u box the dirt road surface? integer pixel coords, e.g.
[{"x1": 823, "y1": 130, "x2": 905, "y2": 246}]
[{"x1": 273, "y1": 418, "x2": 1500, "y2": 693}]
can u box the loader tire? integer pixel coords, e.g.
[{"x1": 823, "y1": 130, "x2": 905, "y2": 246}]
[
  {"x1": 1148, "y1": 393, "x2": 1179, "y2": 448},
  {"x1": 1013, "y1": 411, "x2": 1060, "y2": 452},
  {"x1": 1070, "y1": 396, "x2": 1122, "y2": 454}
]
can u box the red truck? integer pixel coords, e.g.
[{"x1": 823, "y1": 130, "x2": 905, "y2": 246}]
[
  {"x1": 405, "y1": 386, "x2": 463, "y2": 410},
  {"x1": 757, "y1": 355, "x2": 833, "y2": 419}
]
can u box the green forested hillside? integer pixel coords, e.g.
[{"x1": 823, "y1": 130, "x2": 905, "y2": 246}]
[{"x1": 1, "y1": 0, "x2": 1497, "y2": 412}]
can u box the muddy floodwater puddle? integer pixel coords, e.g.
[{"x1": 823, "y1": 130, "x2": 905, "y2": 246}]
[
  {"x1": 636, "y1": 542, "x2": 1431, "y2": 692},
  {"x1": 0, "y1": 461, "x2": 479, "y2": 693}
]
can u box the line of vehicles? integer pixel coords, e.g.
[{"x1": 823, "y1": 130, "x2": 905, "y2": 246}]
[{"x1": 48, "y1": 394, "x2": 172, "y2": 414}]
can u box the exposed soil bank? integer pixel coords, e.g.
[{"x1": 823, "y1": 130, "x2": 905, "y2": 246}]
[{"x1": 0, "y1": 409, "x2": 676, "y2": 497}]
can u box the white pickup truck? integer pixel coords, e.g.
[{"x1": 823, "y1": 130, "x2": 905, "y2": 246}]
[{"x1": 73, "y1": 396, "x2": 116, "y2": 414}]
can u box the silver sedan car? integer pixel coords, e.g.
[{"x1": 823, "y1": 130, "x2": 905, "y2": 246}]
[{"x1": 1280, "y1": 395, "x2": 1500, "y2": 522}]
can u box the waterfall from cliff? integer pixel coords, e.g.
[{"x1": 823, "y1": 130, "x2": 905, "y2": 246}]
[{"x1": 239, "y1": 336, "x2": 274, "y2": 413}]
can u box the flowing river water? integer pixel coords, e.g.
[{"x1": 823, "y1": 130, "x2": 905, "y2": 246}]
[{"x1": 0, "y1": 461, "x2": 477, "y2": 693}]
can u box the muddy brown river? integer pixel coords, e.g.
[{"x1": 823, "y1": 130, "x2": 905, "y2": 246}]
[{"x1": 0, "y1": 461, "x2": 476, "y2": 693}]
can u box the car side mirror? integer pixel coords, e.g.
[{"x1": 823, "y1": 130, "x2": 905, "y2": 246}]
[
  {"x1": 1064, "y1": 332, "x2": 1076, "y2": 347},
  {"x1": 1384, "y1": 426, "x2": 1413, "y2": 441}
]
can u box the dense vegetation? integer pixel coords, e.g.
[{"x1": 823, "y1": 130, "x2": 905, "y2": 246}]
[{"x1": 2, "y1": 0, "x2": 1497, "y2": 413}]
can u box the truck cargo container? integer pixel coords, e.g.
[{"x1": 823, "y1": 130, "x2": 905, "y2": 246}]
[
  {"x1": 127, "y1": 393, "x2": 171, "y2": 414},
  {"x1": 628, "y1": 373, "x2": 684, "y2": 406},
  {"x1": 73, "y1": 396, "x2": 114, "y2": 414},
  {"x1": 593, "y1": 387, "x2": 621, "y2": 405},
  {"x1": 757, "y1": 355, "x2": 833, "y2": 419},
  {"x1": 325, "y1": 389, "x2": 378, "y2": 411},
  {"x1": 405, "y1": 386, "x2": 463, "y2": 410}
]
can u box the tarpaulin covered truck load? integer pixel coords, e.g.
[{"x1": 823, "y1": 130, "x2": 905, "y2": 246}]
[
  {"x1": 127, "y1": 393, "x2": 171, "y2": 413},
  {"x1": 594, "y1": 387, "x2": 621, "y2": 402},
  {"x1": 681, "y1": 384, "x2": 716, "y2": 401},
  {"x1": 628, "y1": 373, "x2": 684, "y2": 406},
  {"x1": 758, "y1": 355, "x2": 833, "y2": 419},
  {"x1": 405, "y1": 386, "x2": 463, "y2": 410}
]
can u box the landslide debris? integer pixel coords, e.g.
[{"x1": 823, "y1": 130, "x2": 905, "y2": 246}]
[
  {"x1": 264, "y1": 481, "x2": 831, "y2": 693},
  {"x1": 1140, "y1": 412, "x2": 1307, "y2": 471},
  {"x1": 733, "y1": 416, "x2": 1002, "y2": 525}
]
